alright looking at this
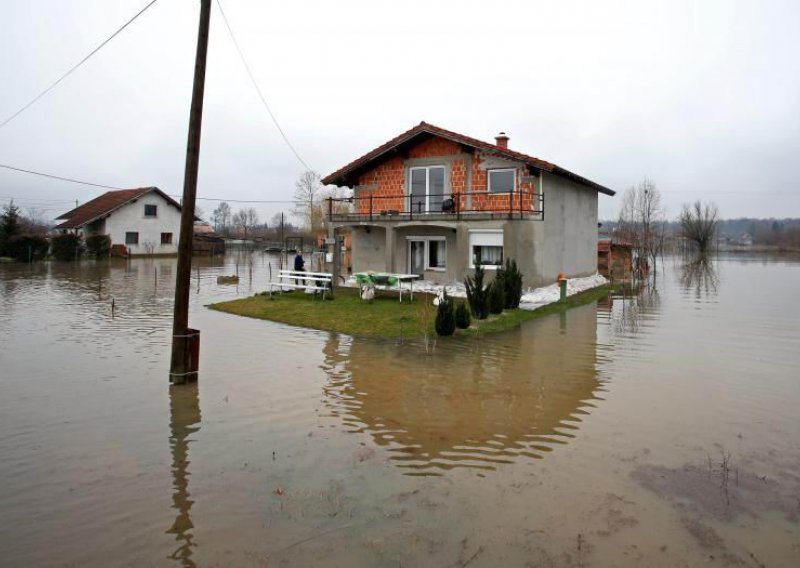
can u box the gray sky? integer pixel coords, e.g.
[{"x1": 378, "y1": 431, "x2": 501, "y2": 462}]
[{"x1": 1, "y1": 0, "x2": 798, "y2": 223}]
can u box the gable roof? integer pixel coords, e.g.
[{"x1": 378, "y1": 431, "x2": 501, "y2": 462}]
[
  {"x1": 55, "y1": 187, "x2": 181, "y2": 229},
  {"x1": 321, "y1": 121, "x2": 615, "y2": 196}
]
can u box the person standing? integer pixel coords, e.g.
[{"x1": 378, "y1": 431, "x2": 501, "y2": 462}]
[{"x1": 294, "y1": 251, "x2": 305, "y2": 284}]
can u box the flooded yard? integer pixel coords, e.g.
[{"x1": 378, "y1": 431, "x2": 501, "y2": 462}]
[{"x1": 1, "y1": 253, "x2": 799, "y2": 566}]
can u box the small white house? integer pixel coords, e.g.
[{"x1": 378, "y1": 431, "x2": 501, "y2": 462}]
[{"x1": 55, "y1": 187, "x2": 183, "y2": 256}]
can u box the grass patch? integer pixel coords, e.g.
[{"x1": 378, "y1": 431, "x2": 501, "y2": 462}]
[{"x1": 208, "y1": 284, "x2": 620, "y2": 339}]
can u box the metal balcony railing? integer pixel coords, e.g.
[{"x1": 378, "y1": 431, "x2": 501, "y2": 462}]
[{"x1": 327, "y1": 189, "x2": 544, "y2": 222}]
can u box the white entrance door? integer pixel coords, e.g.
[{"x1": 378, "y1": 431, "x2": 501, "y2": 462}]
[{"x1": 409, "y1": 240, "x2": 425, "y2": 277}]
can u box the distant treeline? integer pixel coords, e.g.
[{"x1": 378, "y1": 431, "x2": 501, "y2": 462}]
[{"x1": 602, "y1": 217, "x2": 800, "y2": 248}]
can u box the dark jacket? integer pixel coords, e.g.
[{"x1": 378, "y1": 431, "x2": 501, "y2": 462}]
[{"x1": 294, "y1": 253, "x2": 305, "y2": 271}]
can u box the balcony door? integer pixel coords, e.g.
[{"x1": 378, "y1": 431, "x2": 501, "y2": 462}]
[{"x1": 409, "y1": 166, "x2": 445, "y2": 214}]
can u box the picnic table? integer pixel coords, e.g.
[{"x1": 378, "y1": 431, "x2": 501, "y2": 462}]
[{"x1": 355, "y1": 272, "x2": 420, "y2": 302}]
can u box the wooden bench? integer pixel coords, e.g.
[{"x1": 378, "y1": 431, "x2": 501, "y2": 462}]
[{"x1": 268, "y1": 270, "x2": 333, "y2": 300}]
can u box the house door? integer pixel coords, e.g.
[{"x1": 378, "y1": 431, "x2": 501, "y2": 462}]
[{"x1": 408, "y1": 240, "x2": 425, "y2": 277}]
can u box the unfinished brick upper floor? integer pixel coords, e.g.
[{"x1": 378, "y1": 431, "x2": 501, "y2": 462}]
[{"x1": 351, "y1": 136, "x2": 539, "y2": 217}]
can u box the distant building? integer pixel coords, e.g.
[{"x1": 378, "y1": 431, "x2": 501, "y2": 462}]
[
  {"x1": 193, "y1": 222, "x2": 225, "y2": 256},
  {"x1": 597, "y1": 237, "x2": 633, "y2": 281},
  {"x1": 55, "y1": 187, "x2": 182, "y2": 256},
  {"x1": 737, "y1": 232, "x2": 753, "y2": 247}
]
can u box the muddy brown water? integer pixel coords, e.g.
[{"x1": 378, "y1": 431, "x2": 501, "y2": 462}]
[{"x1": 1, "y1": 253, "x2": 798, "y2": 566}]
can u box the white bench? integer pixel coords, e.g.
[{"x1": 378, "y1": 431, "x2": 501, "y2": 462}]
[{"x1": 268, "y1": 270, "x2": 333, "y2": 300}]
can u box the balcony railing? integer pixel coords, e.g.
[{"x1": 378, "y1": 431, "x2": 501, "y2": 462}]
[{"x1": 327, "y1": 189, "x2": 544, "y2": 223}]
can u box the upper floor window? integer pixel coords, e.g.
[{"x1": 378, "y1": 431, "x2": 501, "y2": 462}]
[
  {"x1": 488, "y1": 169, "x2": 516, "y2": 193},
  {"x1": 144, "y1": 204, "x2": 158, "y2": 217},
  {"x1": 409, "y1": 166, "x2": 446, "y2": 213}
]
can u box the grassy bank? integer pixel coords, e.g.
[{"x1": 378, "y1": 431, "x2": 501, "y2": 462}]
[{"x1": 208, "y1": 284, "x2": 619, "y2": 339}]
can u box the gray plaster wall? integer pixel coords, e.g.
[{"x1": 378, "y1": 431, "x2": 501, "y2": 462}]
[
  {"x1": 351, "y1": 226, "x2": 387, "y2": 273},
  {"x1": 525, "y1": 172, "x2": 599, "y2": 287}
]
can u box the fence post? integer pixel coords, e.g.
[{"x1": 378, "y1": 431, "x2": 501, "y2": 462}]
[
  {"x1": 508, "y1": 190, "x2": 513, "y2": 220},
  {"x1": 327, "y1": 196, "x2": 332, "y2": 221},
  {"x1": 409, "y1": 193, "x2": 413, "y2": 221}
]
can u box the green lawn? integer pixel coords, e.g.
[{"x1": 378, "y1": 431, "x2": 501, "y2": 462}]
[{"x1": 208, "y1": 284, "x2": 619, "y2": 339}]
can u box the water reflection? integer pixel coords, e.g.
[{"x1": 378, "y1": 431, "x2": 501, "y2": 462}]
[
  {"x1": 679, "y1": 255, "x2": 719, "y2": 297},
  {"x1": 166, "y1": 383, "x2": 201, "y2": 567},
  {"x1": 600, "y1": 282, "x2": 662, "y2": 335},
  {"x1": 322, "y1": 303, "x2": 605, "y2": 475}
]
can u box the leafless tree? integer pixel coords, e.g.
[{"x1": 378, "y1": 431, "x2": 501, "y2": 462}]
[
  {"x1": 212, "y1": 202, "x2": 232, "y2": 235},
  {"x1": 679, "y1": 200, "x2": 719, "y2": 253},
  {"x1": 293, "y1": 170, "x2": 323, "y2": 231},
  {"x1": 617, "y1": 178, "x2": 666, "y2": 276},
  {"x1": 233, "y1": 207, "x2": 259, "y2": 238},
  {"x1": 21, "y1": 207, "x2": 51, "y2": 235}
]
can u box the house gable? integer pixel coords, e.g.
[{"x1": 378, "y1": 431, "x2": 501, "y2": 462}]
[
  {"x1": 55, "y1": 187, "x2": 181, "y2": 230},
  {"x1": 322, "y1": 121, "x2": 614, "y2": 197}
]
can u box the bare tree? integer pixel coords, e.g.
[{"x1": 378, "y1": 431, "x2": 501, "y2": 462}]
[
  {"x1": 21, "y1": 207, "x2": 51, "y2": 235},
  {"x1": 679, "y1": 200, "x2": 719, "y2": 253},
  {"x1": 233, "y1": 207, "x2": 259, "y2": 239},
  {"x1": 212, "y1": 202, "x2": 232, "y2": 235},
  {"x1": 616, "y1": 178, "x2": 666, "y2": 276},
  {"x1": 293, "y1": 170, "x2": 323, "y2": 231}
]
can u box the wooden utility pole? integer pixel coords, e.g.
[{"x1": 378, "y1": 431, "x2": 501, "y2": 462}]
[{"x1": 170, "y1": 0, "x2": 211, "y2": 384}]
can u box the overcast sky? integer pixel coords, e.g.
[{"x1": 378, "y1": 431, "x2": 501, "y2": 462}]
[{"x1": 1, "y1": 0, "x2": 798, "y2": 223}]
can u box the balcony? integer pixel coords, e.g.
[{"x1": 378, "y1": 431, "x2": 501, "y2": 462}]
[{"x1": 327, "y1": 189, "x2": 544, "y2": 223}]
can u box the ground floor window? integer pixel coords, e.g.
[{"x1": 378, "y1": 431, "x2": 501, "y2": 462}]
[
  {"x1": 408, "y1": 237, "x2": 447, "y2": 275},
  {"x1": 125, "y1": 232, "x2": 139, "y2": 245},
  {"x1": 469, "y1": 230, "x2": 504, "y2": 268},
  {"x1": 161, "y1": 232, "x2": 173, "y2": 245}
]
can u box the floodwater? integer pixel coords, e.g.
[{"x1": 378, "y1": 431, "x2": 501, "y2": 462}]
[{"x1": 1, "y1": 252, "x2": 799, "y2": 566}]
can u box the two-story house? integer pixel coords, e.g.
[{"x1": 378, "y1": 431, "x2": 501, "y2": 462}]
[
  {"x1": 322, "y1": 122, "x2": 615, "y2": 288},
  {"x1": 55, "y1": 187, "x2": 183, "y2": 256}
]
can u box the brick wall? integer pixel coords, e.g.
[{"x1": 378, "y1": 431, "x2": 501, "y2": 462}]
[{"x1": 354, "y1": 135, "x2": 537, "y2": 215}]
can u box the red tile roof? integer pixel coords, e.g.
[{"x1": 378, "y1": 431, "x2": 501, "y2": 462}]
[
  {"x1": 55, "y1": 187, "x2": 181, "y2": 229},
  {"x1": 321, "y1": 121, "x2": 615, "y2": 196}
]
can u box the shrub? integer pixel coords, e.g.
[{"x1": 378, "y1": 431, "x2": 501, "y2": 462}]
[
  {"x1": 434, "y1": 291, "x2": 456, "y2": 336},
  {"x1": 6, "y1": 234, "x2": 49, "y2": 261},
  {"x1": 85, "y1": 235, "x2": 111, "y2": 258},
  {"x1": 501, "y1": 259, "x2": 523, "y2": 309},
  {"x1": 464, "y1": 263, "x2": 490, "y2": 320},
  {"x1": 489, "y1": 279, "x2": 505, "y2": 314},
  {"x1": 455, "y1": 301, "x2": 471, "y2": 329},
  {"x1": 51, "y1": 233, "x2": 83, "y2": 261}
]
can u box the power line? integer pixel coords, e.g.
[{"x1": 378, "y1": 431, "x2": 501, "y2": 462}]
[
  {"x1": 0, "y1": 163, "x2": 125, "y2": 189},
  {"x1": 189, "y1": 196, "x2": 297, "y2": 203},
  {"x1": 215, "y1": 0, "x2": 314, "y2": 173},
  {"x1": 0, "y1": 0, "x2": 161, "y2": 131}
]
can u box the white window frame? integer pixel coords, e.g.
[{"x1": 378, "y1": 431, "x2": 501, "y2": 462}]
[
  {"x1": 408, "y1": 165, "x2": 447, "y2": 213},
  {"x1": 406, "y1": 236, "x2": 447, "y2": 271},
  {"x1": 487, "y1": 168, "x2": 516, "y2": 194},
  {"x1": 469, "y1": 230, "x2": 504, "y2": 270}
]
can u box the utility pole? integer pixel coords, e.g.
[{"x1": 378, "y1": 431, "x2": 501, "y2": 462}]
[{"x1": 170, "y1": 0, "x2": 211, "y2": 384}]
